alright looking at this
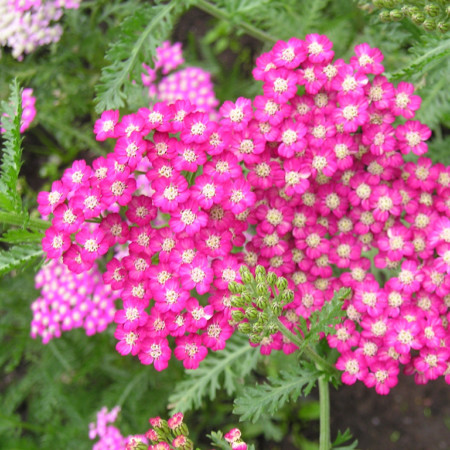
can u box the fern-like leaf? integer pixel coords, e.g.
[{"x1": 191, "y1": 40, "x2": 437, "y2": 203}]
[
  {"x1": 0, "y1": 80, "x2": 23, "y2": 213},
  {"x1": 95, "y1": 1, "x2": 185, "y2": 112},
  {"x1": 0, "y1": 244, "x2": 43, "y2": 276},
  {"x1": 297, "y1": 288, "x2": 350, "y2": 351},
  {"x1": 389, "y1": 35, "x2": 450, "y2": 81},
  {"x1": 0, "y1": 229, "x2": 43, "y2": 244},
  {"x1": 168, "y1": 334, "x2": 259, "y2": 413},
  {"x1": 233, "y1": 365, "x2": 318, "y2": 423}
]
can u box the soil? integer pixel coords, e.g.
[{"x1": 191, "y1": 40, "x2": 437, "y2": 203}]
[{"x1": 330, "y1": 373, "x2": 450, "y2": 450}]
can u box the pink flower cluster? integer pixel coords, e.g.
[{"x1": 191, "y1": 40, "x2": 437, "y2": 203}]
[
  {"x1": 38, "y1": 34, "x2": 449, "y2": 394},
  {"x1": 89, "y1": 406, "x2": 147, "y2": 450},
  {"x1": 0, "y1": 0, "x2": 81, "y2": 60},
  {"x1": 31, "y1": 259, "x2": 119, "y2": 343},
  {"x1": 228, "y1": 35, "x2": 448, "y2": 394},
  {"x1": 89, "y1": 408, "x2": 246, "y2": 450},
  {"x1": 1, "y1": 87, "x2": 36, "y2": 134},
  {"x1": 141, "y1": 41, "x2": 219, "y2": 114}
]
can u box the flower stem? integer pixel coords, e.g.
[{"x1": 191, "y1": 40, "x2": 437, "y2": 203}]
[
  {"x1": 0, "y1": 211, "x2": 49, "y2": 232},
  {"x1": 318, "y1": 375, "x2": 331, "y2": 450},
  {"x1": 195, "y1": 0, "x2": 277, "y2": 44}
]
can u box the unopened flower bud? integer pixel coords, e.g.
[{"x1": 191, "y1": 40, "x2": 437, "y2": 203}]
[
  {"x1": 229, "y1": 281, "x2": 244, "y2": 294},
  {"x1": 256, "y1": 282, "x2": 269, "y2": 296},
  {"x1": 255, "y1": 295, "x2": 268, "y2": 310},
  {"x1": 389, "y1": 9, "x2": 403, "y2": 20},
  {"x1": 180, "y1": 423, "x2": 189, "y2": 436},
  {"x1": 270, "y1": 301, "x2": 283, "y2": 316},
  {"x1": 412, "y1": 12, "x2": 426, "y2": 24},
  {"x1": 231, "y1": 310, "x2": 245, "y2": 322},
  {"x1": 379, "y1": 11, "x2": 392, "y2": 21},
  {"x1": 250, "y1": 333, "x2": 263, "y2": 344},
  {"x1": 424, "y1": 4, "x2": 440, "y2": 17},
  {"x1": 255, "y1": 273, "x2": 266, "y2": 285},
  {"x1": 266, "y1": 271, "x2": 277, "y2": 286},
  {"x1": 241, "y1": 292, "x2": 253, "y2": 304},
  {"x1": 373, "y1": 0, "x2": 385, "y2": 8},
  {"x1": 252, "y1": 322, "x2": 264, "y2": 334},
  {"x1": 437, "y1": 21, "x2": 449, "y2": 33},
  {"x1": 259, "y1": 311, "x2": 269, "y2": 324},
  {"x1": 238, "y1": 322, "x2": 252, "y2": 334},
  {"x1": 423, "y1": 18, "x2": 437, "y2": 30},
  {"x1": 255, "y1": 265, "x2": 266, "y2": 278},
  {"x1": 267, "y1": 321, "x2": 278, "y2": 335},
  {"x1": 245, "y1": 306, "x2": 259, "y2": 320},
  {"x1": 281, "y1": 289, "x2": 294, "y2": 304},
  {"x1": 240, "y1": 266, "x2": 253, "y2": 284},
  {"x1": 276, "y1": 277, "x2": 288, "y2": 292},
  {"x1": 231, "y1": 295, "x2": 246, "y2": 308}
]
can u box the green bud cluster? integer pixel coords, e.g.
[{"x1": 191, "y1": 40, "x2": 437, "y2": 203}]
[
  {"x1": 229, "y1": 265, "x2": 294, "y2": 344},
  {"x1": 358, "y1": 0, "x2": 449, "y2": 32}
]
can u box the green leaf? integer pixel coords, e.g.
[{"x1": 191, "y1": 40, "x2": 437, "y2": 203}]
[
  {"x1": 332, "y1": 428, "x2": 358, "y2": 450},
  {"x1": 95, "y1": 1, "x2": 185, "y2": 112},
  {"x1": 389, "y1": 36, "x2": 450, "y2": 81},
  {"x1": 0, "y1": 228, "x2": 43, "y2": 244},
  {"x1": 0, "y1": 80, "x2": 24, "y2": 213},
  {"x1": 0, "y1": 244, "x2": 43, "y2": 276},
  {"x1": 233, "y1": 365, "x2": 318, "y2": 423},
  {"x1": 168, "y1": 334, "x2": 259, "y2": 413},
  {"x1": 297, "y1": 288, "x2": 349, "y2": 352}
]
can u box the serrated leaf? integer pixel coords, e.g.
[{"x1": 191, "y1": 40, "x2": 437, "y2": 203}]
[
  {"x1": 168, "y1": 334, "x2": 259, "y2": 413},
  {"x1": 233, "y1": 366, "x2": 318, "y2": 423},
  {"x1": 0, "y1": 244, "x2": 43, "y2": 276},
  {"x1": 0, "y1": 80, "x2": 24, "y2": 213},
  {"x1": 0, "y1": 228, "x2": 43, "y2": 244},
  {"x1": 95, "y1": 1, "x2": 185, "y2": 112},
  {"x1": 389, "y1": 36, "x2": 450, "y2": 81},
  {"x1": 297, "y1": 288, "x2": 349, "y2": 351},
  {"x1": 332, "y1": 428, "x2": 358, "y2": 450}
]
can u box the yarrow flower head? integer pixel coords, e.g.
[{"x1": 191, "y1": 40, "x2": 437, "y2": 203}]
[{"x1": 39, "y1": 34, "x2": 449, "y2": 394}]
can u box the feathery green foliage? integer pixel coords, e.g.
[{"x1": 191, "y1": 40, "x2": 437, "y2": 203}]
[
  {"x1": 296, "y1": 288, "x2": 350, "y2": 353},
  {"x1": 168, "y1": 334, "x2": 259, "y2": 413},
  {"x1": 95, "y1": 1, "x2": 185, "y2": 112},
  {"x1": 332, "y1": 429, "x2": 359, "y2": 450},
  {"x1": 0, "y1": 244, "x2": 42, "y2": 276},
  {"x1": 0, "y1": 80, "x2": 24, "y2": 214},
  {"x1": 389, "y1": 35, "x2": 450, "y2": 81},
  {"x1": 233, "y1": 364, "x2": 319, "y2": 423}
]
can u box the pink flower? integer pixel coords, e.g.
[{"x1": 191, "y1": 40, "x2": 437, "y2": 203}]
[
  {"x1": 114, "y1": 326, "x2": 141, "y2": 356},
  {"x1": 220, "y1": 97, "x2": 253, "y2": 132},
  {"x1": 94, "y1": 109, "x2": 119, "y2": 141},
  {"x1": 42, "y1": 226, "x2": 71, "y2": 259},
  {"x1": 263, "y1": 68, "x2": 298, "y2": 102},
  {"x1": 179, "y1": 255, "x2": 214, "y2": 295},
  {"x1": 203, "y1": 312, "x2": 234, "y2": 351},
  {"x1": 350, "y1": 43, "x2": 384, "y2": 74},
  {"x1": 174, "y1": 334, "x2": 208, "y2": 369},
  {"x1": 272, "y1": 37, "x2": 307, "y2": 69},
  {"x1": 365, "y1": 360, "x2": 399, "y2": 395},
  {"x1": 170, "y1": 200, "x2": 208, "y2": 235},
  {"x1": 396, "y1": 120, "x2": 431, "y2": 155},
  {"x1": 305, "y1": 34, "x2": 334, "y2": 64},
  {"x1": 392, "y1": 82, "x2": 422, "y2": 119},
  {"x1": 138, "y1": 337, "x2": 172, "y2": 371}
]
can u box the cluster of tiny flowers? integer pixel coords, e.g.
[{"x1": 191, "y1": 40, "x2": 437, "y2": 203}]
[
  {"x1": 141, "y1": 41, "x2": 219, "y2": 114},
  {"x1": 89, "y1": 406, "x2": 146, "y2": 450},
  {"x1": 0, "y1": 0, "x2": 81, "y2": 59},
  {"x1": 31, "y1": 259, "x2": 119, "y2": 343},
  {"x1": 1, "y1": 88, "x2": 36, "y2": 134},
  {"x1": 38, "y1": 34, "x2": 449, "y2": 393},
  {"x1": 223, "y1": 34, "x2": 448, "y2": 394},
  {"x1": 39, "y1": 99, "x2": 248, "y2": 370},
  {"x1": 89, "y1": 408, "x2": 247, "y2": 450}
]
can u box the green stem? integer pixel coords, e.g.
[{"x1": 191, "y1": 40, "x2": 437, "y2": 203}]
[
  {"x1": 277, "y1": 319, "x2": 337, "y2": 375},
  {"x1": 195, "y1": 0, "x2": 277, "y2": 44},
  {"x1": 318, "y1": 375, "x2": 331, "y2": 450},
  {"x1": 0, "y1": 211, "x2": 49, "y2": 231}
]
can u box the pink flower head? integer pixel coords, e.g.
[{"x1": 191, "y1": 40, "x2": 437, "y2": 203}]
[
  {"x1": 396, "y1": 120, "x2": 431, "y2": 156},
  {"x1": 350, "y1": 43, "x2": 384, "y2": 74},
  {"x1": 138, "y1": 337, "x2": 172, "y2": 371},
  {"x1": 181, "y1": 112, "x2": 214, "y2": 144},
  {"x1": 392, "y1": 82, "x2": 422, "y2": 119},
  {"x1": 263, "y1": 68, "x2": 298, "y2": 103},
  {"x1": 272, "y1": 37, "x2": 307, "y2": 69},
  {"x1": 94, "y1": 110, "x2": 119, "y2": 141},
  {"x1": 220, "y1": 97, "x2": 253, "y2": 132},
  {"x1": 174, "y1": 334, "x2": 208, "y2": 369},
  {"x1": 179, "y1": 255, "x2": 214, "y2": 295},
  {"x1": 305, "y1": 34, "x2": 334, "y2": 64}
]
